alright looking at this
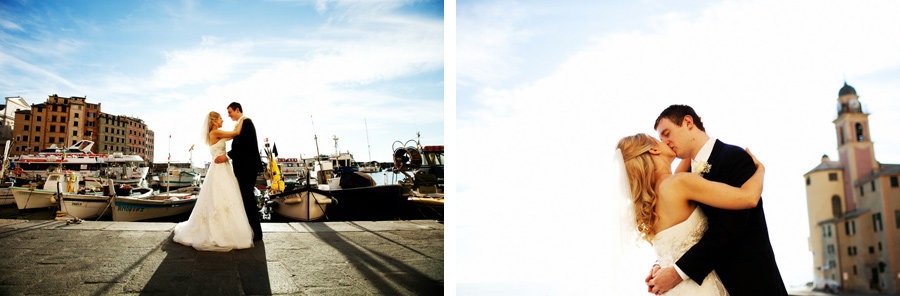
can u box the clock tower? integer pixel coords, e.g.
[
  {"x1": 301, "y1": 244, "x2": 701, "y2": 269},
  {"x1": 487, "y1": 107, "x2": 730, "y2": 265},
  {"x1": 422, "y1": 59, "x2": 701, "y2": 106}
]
[{"x1": 833, "y1": 82, "x2": 877, "y2": 212}]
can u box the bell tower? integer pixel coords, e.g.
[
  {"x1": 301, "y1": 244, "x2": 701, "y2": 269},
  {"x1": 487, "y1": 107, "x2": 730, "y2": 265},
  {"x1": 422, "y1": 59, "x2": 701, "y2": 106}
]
[{"x1": 833, "y1": 82, "x2": 877, "y2": 212}]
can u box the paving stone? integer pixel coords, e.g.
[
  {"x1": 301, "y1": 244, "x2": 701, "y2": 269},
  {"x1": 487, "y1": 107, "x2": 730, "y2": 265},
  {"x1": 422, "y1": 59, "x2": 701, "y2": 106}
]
[{"x1": 0, "y1": 219, "x2": 443, "y2": 295}]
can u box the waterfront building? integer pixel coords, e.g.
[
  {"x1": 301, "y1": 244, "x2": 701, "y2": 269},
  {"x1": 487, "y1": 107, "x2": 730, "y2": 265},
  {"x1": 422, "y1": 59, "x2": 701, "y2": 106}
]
[
  {"x1": 1, "y1": 96, "x2": 29, "y2": 152},
  {"x1": 11, "y1": 95, "x2": 154, "y2": 162},
  {"x1": 804, "y1": 82, "x2": 900, "y2": 293}
]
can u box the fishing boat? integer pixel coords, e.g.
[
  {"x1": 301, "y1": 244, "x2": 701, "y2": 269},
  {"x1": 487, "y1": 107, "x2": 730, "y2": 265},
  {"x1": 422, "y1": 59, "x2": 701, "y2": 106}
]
[
  {"x1": 262, "y1": 139, "x2": 334, "y2": 221},
  {"x1": 59, "y1": 185, "x2": 153, "y2": 220},
  {"x1": 11, "y1": 170, "x2": 80, "y2": 210},
  {"x1": 392, "y1": 134, "x2": 444, "y2": 219},
  {"x1": 111, "y1": 190, "x2": 197, "y2": 222}
]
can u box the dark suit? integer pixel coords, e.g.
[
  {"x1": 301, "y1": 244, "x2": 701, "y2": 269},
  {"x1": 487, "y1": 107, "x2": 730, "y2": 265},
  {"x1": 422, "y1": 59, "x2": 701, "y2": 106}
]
[
  {"x1": 676, "y1": 139, "x2": 787, "y2": 296},
  {"x1": 227, "y1": 118, "x2": 263, "y2": 240}
]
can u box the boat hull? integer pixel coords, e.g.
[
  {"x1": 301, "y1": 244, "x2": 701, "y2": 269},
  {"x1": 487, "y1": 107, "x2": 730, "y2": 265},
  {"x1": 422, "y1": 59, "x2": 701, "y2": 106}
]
[
  {"x1": 271, "y1": 187, "x2": 332, "y2": 221},
  {"x1": 60, "y1": 195, "x2": 112, "y2": 219},
  {"x1": 112, "y1": 194, "x2": 197, "y2": 222},
  {"x1": 11, "y1": 187, "x2": 57, "y2": 210}
]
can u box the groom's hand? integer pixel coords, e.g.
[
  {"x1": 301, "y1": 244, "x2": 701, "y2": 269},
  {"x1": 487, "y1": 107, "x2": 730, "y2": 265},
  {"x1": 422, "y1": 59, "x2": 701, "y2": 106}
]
[
  {"x1": 648, "y1": 267, "x2": 682, "y2": 294},
  {"x1": 214, "y1": 155, "x2": 227, "y2": 164}
]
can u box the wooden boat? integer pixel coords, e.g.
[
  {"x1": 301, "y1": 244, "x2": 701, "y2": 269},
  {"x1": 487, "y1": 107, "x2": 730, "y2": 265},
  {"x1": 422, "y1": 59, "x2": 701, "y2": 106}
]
[
  {"x1": 11, "y1": 170, "x2": 81, "y2": 210},
  {"x1": 59, "y1": 186, "x2": 153, "y2": 220},
  {"x1": 268, "y1": 186, "x2": 334, "y2": 221},
  {"x1": 111, "y1": 190, "x2": 197, "y2": 222}
]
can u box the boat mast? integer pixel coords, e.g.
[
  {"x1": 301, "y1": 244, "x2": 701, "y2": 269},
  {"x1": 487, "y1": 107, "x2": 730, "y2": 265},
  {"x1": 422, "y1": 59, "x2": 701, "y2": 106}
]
[
  {"x1": 166, "y1": 134, "x2": 171, "y2": 193},
  {"x1": 365, "y1": 119, "x2": 371, "y2": 162}
]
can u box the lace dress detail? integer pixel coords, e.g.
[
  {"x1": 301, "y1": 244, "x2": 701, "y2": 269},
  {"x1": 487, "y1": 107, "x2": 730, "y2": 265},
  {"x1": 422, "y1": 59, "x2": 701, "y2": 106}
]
[
  {"x1": 652, "y1": 207, "x2": 728, "y2": 295},
  {"x1": 173, "y1": 139, "x2": 253, "y2": 251}
]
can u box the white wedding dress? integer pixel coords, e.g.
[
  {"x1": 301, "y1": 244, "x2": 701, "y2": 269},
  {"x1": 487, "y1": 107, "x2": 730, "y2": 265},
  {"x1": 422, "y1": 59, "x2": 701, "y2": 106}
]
[
  {"x1": 652, "y1": 207, "x2": 728, "y2": 295},
  {"x1": 173, "y1": 139, "x2": 253, "y2": 251}
]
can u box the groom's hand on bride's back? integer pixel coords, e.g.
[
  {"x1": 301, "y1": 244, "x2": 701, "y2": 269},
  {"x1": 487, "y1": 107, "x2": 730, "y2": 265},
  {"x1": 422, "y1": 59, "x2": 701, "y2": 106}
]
[{"x1": 214, "y1": 155, "x2": 227, "y2": 164}]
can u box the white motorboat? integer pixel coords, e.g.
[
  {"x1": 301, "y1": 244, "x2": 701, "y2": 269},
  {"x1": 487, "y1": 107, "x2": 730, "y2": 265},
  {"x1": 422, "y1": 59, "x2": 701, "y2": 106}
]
[{"x1": 103, "y1": 152, "x2": 149, "y2": 186}]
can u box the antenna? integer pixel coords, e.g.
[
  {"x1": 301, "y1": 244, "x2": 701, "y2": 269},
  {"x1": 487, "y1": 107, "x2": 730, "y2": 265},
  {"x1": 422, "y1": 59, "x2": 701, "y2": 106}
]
[{"x1": 332, "y1": 135, "x2": 339, "y2": 155}]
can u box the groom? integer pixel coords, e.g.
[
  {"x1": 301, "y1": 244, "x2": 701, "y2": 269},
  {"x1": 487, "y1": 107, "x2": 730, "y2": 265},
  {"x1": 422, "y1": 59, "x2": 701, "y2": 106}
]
[
  {"x1": 646, "y1": 105, "x2": 786, "y2": 295},
  {"x1": 215, "y1": 102, "x2": 264, "y2": 241}
]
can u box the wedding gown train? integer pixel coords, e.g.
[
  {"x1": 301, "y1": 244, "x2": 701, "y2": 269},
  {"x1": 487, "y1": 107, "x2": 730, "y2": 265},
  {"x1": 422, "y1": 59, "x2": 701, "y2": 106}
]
[
  {"x1": 652, "y1": 207, "x2": 728, "y2": 295},
  {"x1": 173, "y1": 139, "x2": 253, "y2": 251}
]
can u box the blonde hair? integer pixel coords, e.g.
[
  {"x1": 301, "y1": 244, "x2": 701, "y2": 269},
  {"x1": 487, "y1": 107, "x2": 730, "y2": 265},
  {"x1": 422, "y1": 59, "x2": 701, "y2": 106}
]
[
  {"x1": 205, "y1": 111, "x2": 221, "y2": 145},
  {"x1": 616, "y1": 133, "x2": 660, "y2": 242}
]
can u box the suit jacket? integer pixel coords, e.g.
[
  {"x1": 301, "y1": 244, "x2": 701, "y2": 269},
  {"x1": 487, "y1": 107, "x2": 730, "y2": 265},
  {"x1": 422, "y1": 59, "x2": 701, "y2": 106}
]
[
  {"x1": 675, "y1": 139, "x2": 787, "y2": 296},
  {"x1": 227, "y1": 118, "x2": 262, "y2": 180}
]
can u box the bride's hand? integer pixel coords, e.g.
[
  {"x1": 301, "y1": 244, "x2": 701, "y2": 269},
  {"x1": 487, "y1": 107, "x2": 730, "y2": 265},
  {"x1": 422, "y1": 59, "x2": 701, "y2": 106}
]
[{"x1": 745, "y1": 148, "x2": 763, "y2": 171}]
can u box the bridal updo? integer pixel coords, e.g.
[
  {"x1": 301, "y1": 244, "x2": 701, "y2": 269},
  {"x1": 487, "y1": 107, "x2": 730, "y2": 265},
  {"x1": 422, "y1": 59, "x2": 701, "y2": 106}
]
[{"x1": 616, "y1": 133, "x2": 661, "y2": 243}]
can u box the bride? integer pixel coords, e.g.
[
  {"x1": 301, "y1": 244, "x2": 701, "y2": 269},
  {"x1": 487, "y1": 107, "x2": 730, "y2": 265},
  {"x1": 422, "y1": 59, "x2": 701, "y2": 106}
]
[
  {"x1": 173, "y1": 111, "x2": 254, "y2": 251},
  {"x1": 616, "y1": 133, "x2": 764, "y2": 295}
]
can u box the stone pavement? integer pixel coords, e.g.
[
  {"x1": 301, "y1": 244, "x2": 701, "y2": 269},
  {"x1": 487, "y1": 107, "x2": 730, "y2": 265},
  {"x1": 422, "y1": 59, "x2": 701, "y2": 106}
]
[{"x1": 0, "y1": 219, "x2": 443, "y2": 295}]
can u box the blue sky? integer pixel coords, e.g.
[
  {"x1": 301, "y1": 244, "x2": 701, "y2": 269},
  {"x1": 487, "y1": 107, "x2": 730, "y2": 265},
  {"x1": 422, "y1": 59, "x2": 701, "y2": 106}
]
[
  {"x1": 1, "y1": 0, "x2": 444, "y2": 164},
  {"x1": 456, "y1": 0, "x2": 900, "y2": 294}
]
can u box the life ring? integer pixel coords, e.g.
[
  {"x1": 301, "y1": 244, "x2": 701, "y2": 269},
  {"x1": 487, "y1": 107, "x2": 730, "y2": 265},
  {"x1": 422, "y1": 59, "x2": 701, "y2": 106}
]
[
  {"x1": 13, "y1": 167, "x2": 24, "y2": 176},
  {"x1": 393, "y1": 147, "x2": 422, "y2": 171}
]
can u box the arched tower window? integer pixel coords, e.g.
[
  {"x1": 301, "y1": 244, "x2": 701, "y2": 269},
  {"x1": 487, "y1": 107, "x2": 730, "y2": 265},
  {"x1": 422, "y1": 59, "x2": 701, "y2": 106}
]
[
  {"x1": 831, "y1": 195, "x2": 842, "y2": 218},
  {"x1": 855, "y1": 123, "x2": 864, "y2": 142}
]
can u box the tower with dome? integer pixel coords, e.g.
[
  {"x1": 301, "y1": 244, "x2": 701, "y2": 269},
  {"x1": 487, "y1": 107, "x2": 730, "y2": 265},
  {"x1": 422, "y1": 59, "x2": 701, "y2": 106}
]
[{"x1": 804, "y1": 82, "x2": 900, "y2": 293}]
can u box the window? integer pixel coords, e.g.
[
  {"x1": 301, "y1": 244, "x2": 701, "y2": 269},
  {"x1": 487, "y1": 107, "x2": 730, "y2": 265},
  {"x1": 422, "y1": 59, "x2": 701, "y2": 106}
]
[
  {"x1": 61, "y1": 116, "x2": 66, "y2": 122},
  {"x1": 50, "y1": 126, "x2": 55, "y2": 132},
  {"x1": 829, "y1": 173, "x2": 838, "y2": 181},
  {"x1": 827, "y1": 244, "x2": 835, "y2": 254},
  {"x1": 869, "y1": 246, "x2": 875, "y2": 254},
  {"x1": 806, "y1": 177, "x2": 811, "y2": 186},
  {"x1": 871, "y1": 181, "x2": 876, "y2": 192},
  {"x1": 74, "y1": 113, "x2": 79, "y2": 118},
  {"x1": 51, "y1": 115, "x2": 57, "y2": 122},
  {"x1": 878, "y1": 242, "x2": 882, "y2": 251},
  {"x1": 34, "y1": 136, "x2": 40, "y2": 142},
  {"x1": 846, "y1": 220, "x2": 856, "y2": 236},
  {"x1": 74, "y1": 121, "x2": 78, "y2": 127},
  {"x1": 73, "y1": 131, "x2": 78, "y2": 137},
  {"x1": 831, "y1": 196, "x2": 842, "y2": 218},
  {"x1": 860, "y1": 186, "x2": 864, "y2": 196},
  {"x1": 24, "y1": 114, "x2": 30, "y2": 120},
  {"x1": 853, "y1": 265, "x2": 858, "y2": 275},
  {"x1": 36, "y1": 116, "x2": 41, "y2": 122},
  {"x1": 891, "y1": 176, "x2": 898, "y2": 188},
  {"x1": 896, "y1": 210, "x2": 900, "y2": 229},
  {"x1": 856, "y1": 123, "x2": 864, "y2": 141},
  {"x1": 49, "y1": 137, "x2": 54, "y2": 144},
  {"x1": 874, "y1": 213, "x2": 883, "y2": 232},
  {"x1": 23, "y1": 125, "x2": 29, "y2": 131}
]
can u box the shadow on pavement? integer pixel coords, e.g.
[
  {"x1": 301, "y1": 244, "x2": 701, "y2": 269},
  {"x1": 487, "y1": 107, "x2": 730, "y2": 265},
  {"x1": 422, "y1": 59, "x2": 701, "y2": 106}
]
[
  {"x1": 312, "y1": 223, "x2": 443, "y2": 294},
  {"x1": 140, "y1": 234, "x2": 270, "y2": 295}
]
